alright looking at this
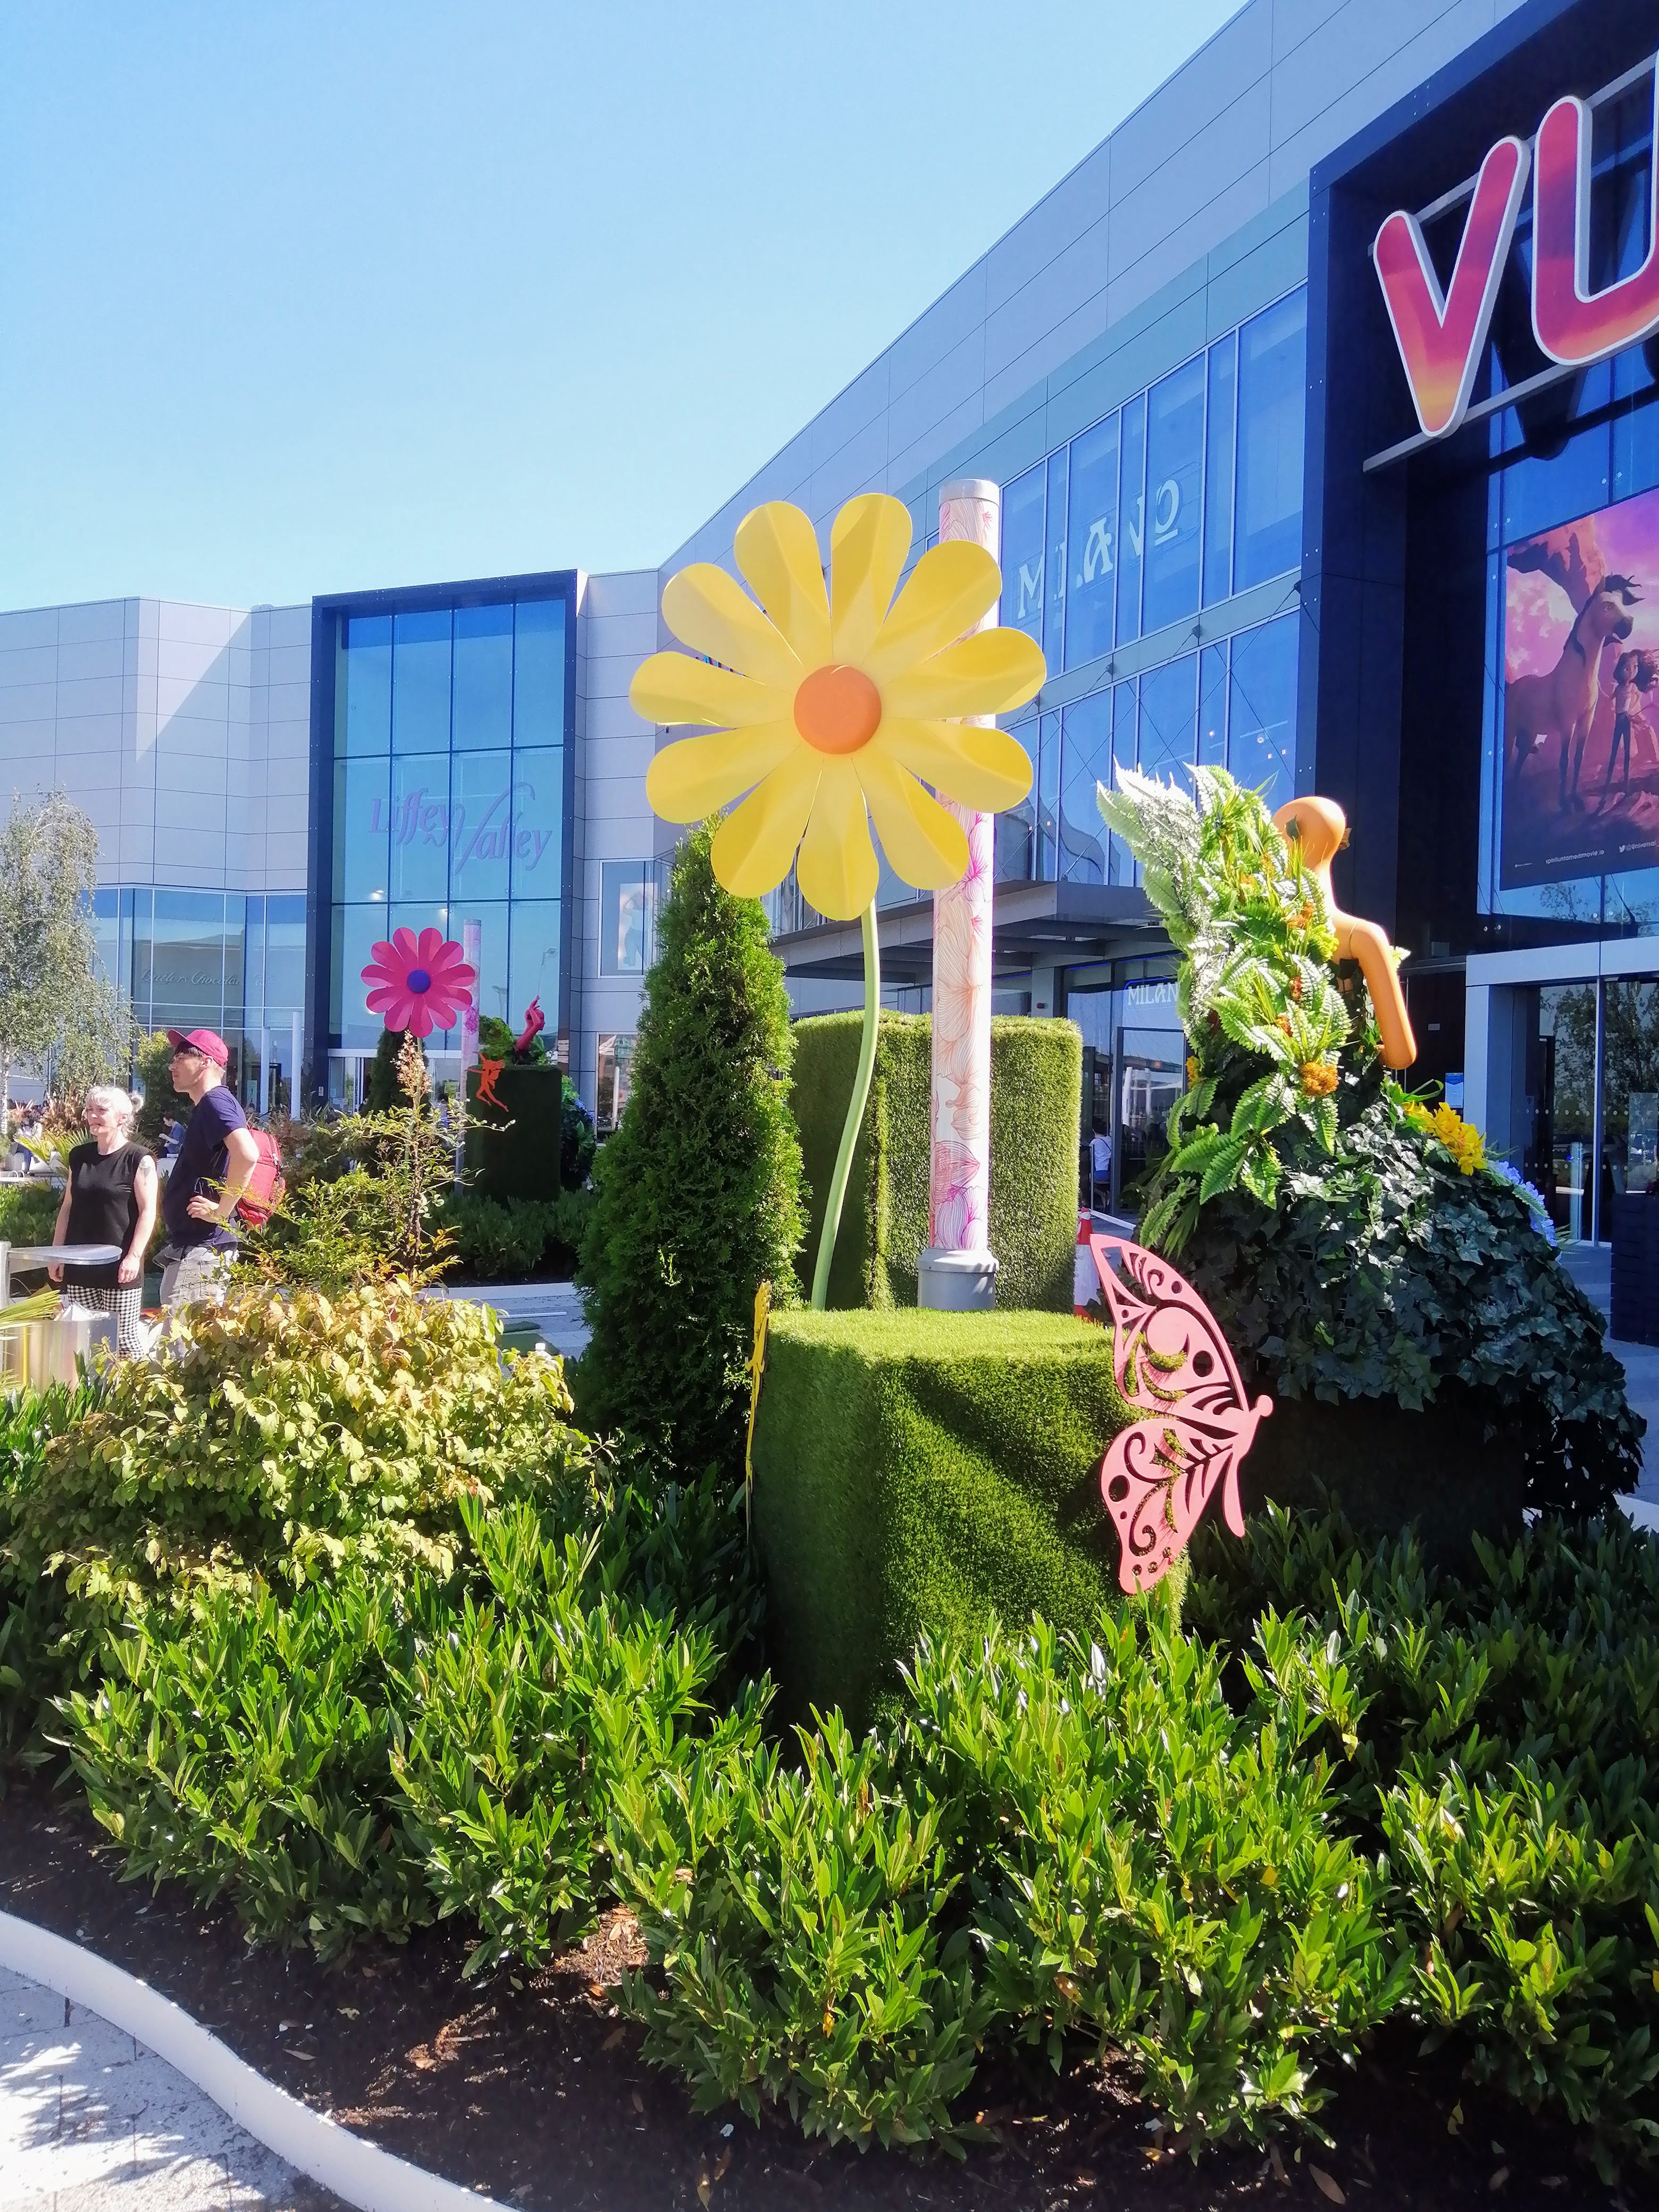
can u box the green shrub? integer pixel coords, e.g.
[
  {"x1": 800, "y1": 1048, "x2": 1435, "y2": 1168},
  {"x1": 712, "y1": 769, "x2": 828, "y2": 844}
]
[
  {"x1": 62, "y1": 1572, "x2": 431, "y2": 1954},
  {"x1": 560, "y1": 1076, "x2": 596, "y2": 1189},
  {"x1": 365, "y1": 1026, "x2": 424, "y2": 1110},
  {"x1": 442, "y1": 1187, "x2": 598, "y2": 1280},
  {"x1": 0, "y1": 1383, "x2": 93, "y2": 1775},
  {"x1": 0, "y1": 1179, "x2": 62, "y2": 1247},
  {"x1": 610, "y1": 1606, "x2": 1404, "y2": 2156},
  {"x1": 13, "y1": 1281, "x2": 593, "y2": 1611},
  {"x1": 789, "y1": 1012, "x2": 1081, "y2": 1311},
  {"x1": 576, "y1": 822, "x2": 805, "y2": 1477},
  {"x1": 133, "y1": 1031, "x2": 191, "y2": 1150},
  {"x1": 751, "y1": 1307, "x2": 1158, "y2": 1729},
  {"x1": 1188, "y1": 1504, "x2": 1659, "y2": 2179}
]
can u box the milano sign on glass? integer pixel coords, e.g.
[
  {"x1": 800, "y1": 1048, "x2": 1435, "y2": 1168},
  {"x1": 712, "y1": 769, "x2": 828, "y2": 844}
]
[{"x1": 1374, "y1": 58, "x2": 1659, "y2": 439}]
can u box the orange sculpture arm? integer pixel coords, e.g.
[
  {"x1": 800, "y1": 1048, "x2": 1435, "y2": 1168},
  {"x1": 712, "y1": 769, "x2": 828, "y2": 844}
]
[{"x1": 1271, "y1": 797, "x2": 1417, "y2": 1071}]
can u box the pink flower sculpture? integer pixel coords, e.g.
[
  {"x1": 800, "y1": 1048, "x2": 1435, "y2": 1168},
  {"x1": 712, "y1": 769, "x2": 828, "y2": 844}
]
[{"x1": 361, "y1": 926, "x2": 476, "y2": 1040}]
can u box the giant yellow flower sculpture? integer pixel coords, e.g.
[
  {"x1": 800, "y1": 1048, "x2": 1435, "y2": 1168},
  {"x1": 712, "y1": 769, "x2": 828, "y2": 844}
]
[{"x1": 633, "y1": 493, "x2": 1046, "y2": 920}]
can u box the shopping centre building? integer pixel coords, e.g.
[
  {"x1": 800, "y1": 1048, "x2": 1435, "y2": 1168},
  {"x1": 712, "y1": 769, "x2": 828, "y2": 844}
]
[{"x1": 0, "y1": 0, "x2": 1654, "y2": 1243}]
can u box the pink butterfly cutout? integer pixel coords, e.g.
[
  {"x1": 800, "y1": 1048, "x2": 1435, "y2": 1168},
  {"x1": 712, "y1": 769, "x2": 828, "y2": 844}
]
[{"x1": 1082, "y1": 1235, "x2": 1272, "y2": 1594}]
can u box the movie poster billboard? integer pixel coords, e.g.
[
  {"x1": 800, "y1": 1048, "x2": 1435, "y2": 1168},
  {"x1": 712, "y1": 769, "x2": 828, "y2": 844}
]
[{"x1": 1502, "y1": 485, "x2": 1659, "y2": 887}]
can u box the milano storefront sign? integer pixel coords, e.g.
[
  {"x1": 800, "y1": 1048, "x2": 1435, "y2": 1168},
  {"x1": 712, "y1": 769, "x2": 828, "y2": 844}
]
[{"x1": 1373, "y1": 56, "x2": 1659, "y2": 442}]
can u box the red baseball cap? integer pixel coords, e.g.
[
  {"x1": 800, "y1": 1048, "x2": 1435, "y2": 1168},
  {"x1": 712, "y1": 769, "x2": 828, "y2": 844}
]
[{"x1": 166, "y1": 1027, "x2": 230, "y2": 1066}]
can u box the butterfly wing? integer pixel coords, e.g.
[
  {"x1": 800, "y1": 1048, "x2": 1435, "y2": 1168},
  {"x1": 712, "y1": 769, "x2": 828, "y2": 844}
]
[{"x1": 1084, "y1": 1238, "x2": 1272, "y2": 1590}]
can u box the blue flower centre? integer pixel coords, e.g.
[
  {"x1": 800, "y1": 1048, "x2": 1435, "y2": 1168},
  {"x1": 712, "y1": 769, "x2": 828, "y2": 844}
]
[{"x1": 407, "y1": 967, "x2": 432, "y2": 992}]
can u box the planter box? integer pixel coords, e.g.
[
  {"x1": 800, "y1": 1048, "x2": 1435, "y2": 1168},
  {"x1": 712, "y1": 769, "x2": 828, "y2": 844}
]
[
  {"x1": 464, "y1": 1065, "x2": 562, "y2": 1203},
  {"x1": 1611, "y1": 1193, "x2": 1659, "y2": 1345}
]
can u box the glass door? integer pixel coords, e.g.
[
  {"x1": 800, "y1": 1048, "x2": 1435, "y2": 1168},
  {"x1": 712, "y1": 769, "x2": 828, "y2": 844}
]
[
  {"x1": 1535, "y1": 985, "x2": 1596, "y2": 1243},
  {"x1": 1113, "y1": 1026, "x2": 1186, "y2": 1219}
]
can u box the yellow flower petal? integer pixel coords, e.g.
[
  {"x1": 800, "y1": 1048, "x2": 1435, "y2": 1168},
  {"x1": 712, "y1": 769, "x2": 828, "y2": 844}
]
[
  {"x1": 883, "y1": 627, "x2": 1048, "y2": 720},
  {"x1": 710, "y1": 749, "x2": 821, "y2": 898},
  {"x1": 795, "y1": 761, "x2": 878, "y2": 920},
  {"x1": 856, "y1": 750, "x2": 969, "y2": 891},
  {"x1": 734, "y1": 502, "x2": 831, "y2": 669},
  {"x1": 830, "y1": 495, "x2": 912, "y2": 666},
  {"x1": 879, "y1": 719, "x2": 1034, "y2": 812},
  {"x1": 630, "y1": 651, "x2": 789, "y2": 730},
  {"x1": 660, "y1": 563, "x2": 803, "y2": 688},
  {"x1": 862, "y1": 541, "x2": 1004, "y2": 683},
  {"x1": 645, "y1": 722, "x2": 798, "y2": 822}
]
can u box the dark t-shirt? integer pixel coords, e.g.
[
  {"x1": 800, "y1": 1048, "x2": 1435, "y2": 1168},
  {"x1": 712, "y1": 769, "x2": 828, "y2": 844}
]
[
  {"x1": 162, "y1": 1085, "x2": 248, "y2": 1250},
  {"x1": 63, "y1": 1142, "x2": 145, "y2": 1288}
]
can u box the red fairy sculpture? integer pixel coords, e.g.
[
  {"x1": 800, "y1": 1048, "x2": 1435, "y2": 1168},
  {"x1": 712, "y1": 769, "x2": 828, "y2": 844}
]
[{"x1": 1083, "y1": 1234, "x2": 1272, "y2": 1594}]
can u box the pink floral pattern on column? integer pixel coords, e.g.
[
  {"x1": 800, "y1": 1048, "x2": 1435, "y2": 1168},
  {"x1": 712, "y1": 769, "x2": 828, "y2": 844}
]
[{"x1": 929, "y1": 484, "x2": 1001, "y2": 1254}]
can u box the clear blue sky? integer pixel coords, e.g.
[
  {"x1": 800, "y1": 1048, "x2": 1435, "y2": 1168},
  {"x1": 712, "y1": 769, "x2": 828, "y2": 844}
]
[{"x1": 0, "y1": 3, "x2": 1243, "y2": 610}]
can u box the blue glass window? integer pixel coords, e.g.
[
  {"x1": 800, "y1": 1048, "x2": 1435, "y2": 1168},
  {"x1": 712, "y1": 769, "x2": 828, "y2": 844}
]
[
  {"x1": 148, "y1": 892, "x2": 229, "y2": 1030},
  {"x1": 1064, "y1": 413, "x2": 1119, "y2": 669},
  {"x1": 450, "y1": 750, "x2": 514, "y2": 902},
  {"x1": 342, "y1": 615, "x2": 391, "y2": 756},
  {"x1": 1228, "y1": 614, "x2": 1298, "y2": 813},
  {"x1": 1235, "y1": 290, "x2": 1307, "y2": 590},
  {"x1": 1110, "y1": 682, "x2": 1139, "y2": 883},
  {"x1": 1044, "y1": 446, "x2": 1068, "y2": 667},
  {"x1": 600, "y1": 862, "x2": 656, "y2": 974},
  {"x1": 451, "y1": 604, "x2": 514, "y2": 751},
  {"x1": 1138, "y1": 654, "x2": 1199, "y2": 784},
  {"x1": 1035, "y1": 713, "x2": 1060, "y2": 882},
  {"x1": 510, "y1": 749, "x2": 564, "y2": 900},
  {"x1": 509, "y1": 900, "x2": 562, "y2": 1018},
  {"x1": 333, "y1": 757, "x2": 390, "y2": 904},
  {"x1": 1116, "y1": 393, "x2": 1146, "y2": 645},
  {"x1": 264, "y1": 896, "x2": 306, "y2": 1018},
  {"x1": 1143, "y1": 358, "x2": 1205, "y2": 633},
  {"x1": 513, "y1": 600, "x2": 566, "y2": 746},
  {"x1": 387, "y1": 756, "x2": 450, "y2": 903},
  {"x1": 1203, "y1": 336, "x2": 1237, "y2": 605},
  {"x1": 1199, "y1": 643, "x2": 1229, "y2": 766},
  {"x1": 331, "y1": 904, "x2": 387, "y2": 1048},
  {"x1": 1000, "y1": 465, "x2": 1046, "y2": 646},
  {"x1": 242, "y1": 898, "x2": 265, "y2": 1022},
  {"x1": 392, "y1": 609, "x2": 451, "y2": 754},
  {"x1": 1059, "y1": 688, "x2": 1113, "y2": 883}
]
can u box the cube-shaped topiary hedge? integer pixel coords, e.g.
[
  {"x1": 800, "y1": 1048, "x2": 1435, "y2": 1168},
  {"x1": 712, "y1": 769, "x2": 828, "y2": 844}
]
[
  {"x1": 465, "y1": 1065, "x2": 563, "y2": 1203},
  {"x1": 789, "y1": 1012, "x2": 1081, "y2": 1311},
  {"x1": 750, "y1": 1308, "x2": 1170, "y2": 1729}
]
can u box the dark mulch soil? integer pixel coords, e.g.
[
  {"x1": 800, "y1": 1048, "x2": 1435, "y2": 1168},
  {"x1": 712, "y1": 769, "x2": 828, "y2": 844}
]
[{"x1": 0, "y1": 1767, "x2": 1635, "y2": 2211}]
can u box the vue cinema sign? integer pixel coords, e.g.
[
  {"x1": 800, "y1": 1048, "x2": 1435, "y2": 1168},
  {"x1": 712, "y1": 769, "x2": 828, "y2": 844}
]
[{"x1": 1374, "y1": 60, "x2": 1659, "y2": 440}]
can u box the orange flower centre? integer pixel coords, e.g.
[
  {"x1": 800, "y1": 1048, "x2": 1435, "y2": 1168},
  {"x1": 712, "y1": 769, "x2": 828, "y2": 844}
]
[{"x1": 793, "y1": 664, "x2": 881, "y2": 755}]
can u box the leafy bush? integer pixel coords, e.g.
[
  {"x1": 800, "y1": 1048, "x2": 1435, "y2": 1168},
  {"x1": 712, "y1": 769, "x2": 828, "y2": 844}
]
[
  {"x1": 133, "y1": 1030, "x2": 191, "y2": 1151},
  {"x1": 610, "y1": 1605, "x2": 1404, "y2": 2155},
  {"x1": 0, "y1": 1178, "x2": 62, "y2": 1246},
  {"x1": 0, "y1": 1383, "x2": 93, "y2": 1775},
  {"x1": 58, "y1": 1463, "x2": 761, "y2": 1963},
  {"x1": 1101, "y1": 766, "x2": 1640, "y2": 1520},
  {"x1": 577, "y1": 821, "x2": 805, "y2": 1476},
  {"x1": 442, "y1": 1187, "x2": 596, "y2": 1279},
  {"x1": 560, "y1": 1076, "x2": 596, "y2": 1189},
  {"x1": 365, "y1": 1026, "x2": 423, "y2": 1110},
  {"x1": 1189, "y1": 1505, "x2": 1659, "y2": 2179},
  {"x1": 13, "y1": 1281, "x2": 593, "y2": 1610}
]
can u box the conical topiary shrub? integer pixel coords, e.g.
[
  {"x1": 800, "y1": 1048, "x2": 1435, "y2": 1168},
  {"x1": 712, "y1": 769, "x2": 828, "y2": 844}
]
[{"x1": 575, "y1": 820, "x2": 806, "y2": 1477}]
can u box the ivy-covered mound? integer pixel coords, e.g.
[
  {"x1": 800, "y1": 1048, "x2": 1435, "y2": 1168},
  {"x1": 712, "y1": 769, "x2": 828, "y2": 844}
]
[{"x1": 1099, "y1": 767, "x2": 1640, "y2": 1524}]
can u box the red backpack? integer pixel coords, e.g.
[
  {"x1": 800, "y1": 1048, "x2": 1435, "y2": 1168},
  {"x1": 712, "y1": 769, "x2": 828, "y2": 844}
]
[{"x1": 234, "y1": 1129, "x2": 287, "y2": 1228}]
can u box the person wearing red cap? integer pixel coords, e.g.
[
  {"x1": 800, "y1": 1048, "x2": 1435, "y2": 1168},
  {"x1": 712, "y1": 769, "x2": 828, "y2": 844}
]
[{"x1": 155, "y1": 1029, "x2": 260, "y2": 1309}]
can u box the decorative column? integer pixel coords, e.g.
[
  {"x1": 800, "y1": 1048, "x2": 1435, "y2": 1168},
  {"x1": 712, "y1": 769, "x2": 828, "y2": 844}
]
[
  {"x1": 919, "y1": 477, "x2": 1000, "y2": 1311},
  {"x1": 460, "y1": 919, "x2": 482, "y2": 1070}
]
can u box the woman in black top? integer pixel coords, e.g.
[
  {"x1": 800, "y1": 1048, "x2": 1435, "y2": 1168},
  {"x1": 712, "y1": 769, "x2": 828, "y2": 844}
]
[{"x1": 46, "y1": 1085, "x2": 158, "y2": 1356}]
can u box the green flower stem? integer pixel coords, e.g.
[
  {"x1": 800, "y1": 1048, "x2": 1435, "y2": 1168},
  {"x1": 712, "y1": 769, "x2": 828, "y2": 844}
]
[{"x1": 811, "y1": 901, "x2": 879, "y2": 1312}]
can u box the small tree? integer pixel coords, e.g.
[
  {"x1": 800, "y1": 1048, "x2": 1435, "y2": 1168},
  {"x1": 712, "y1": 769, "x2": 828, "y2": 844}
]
[
  {"x1": 134, "y1": 1032, "x2": 192, "y2": 1150},
  {"x1": 366, "y1": 1026, "x2": 422, "y2": 1110},
  {"x1": 576, "y1": 821, "x2": 805, "y2": 1477},
  {"x1": 0, "y1": 791, "x2": 133, "y2": 1118}
]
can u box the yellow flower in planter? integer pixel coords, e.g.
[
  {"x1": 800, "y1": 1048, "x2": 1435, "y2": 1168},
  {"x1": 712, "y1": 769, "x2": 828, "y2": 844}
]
[{"x1": 634, "y1": 494, "x2": 1046, "y2": 920}]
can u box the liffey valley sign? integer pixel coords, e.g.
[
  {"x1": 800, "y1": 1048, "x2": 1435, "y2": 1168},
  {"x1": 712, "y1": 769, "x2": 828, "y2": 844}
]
[{"x1": 1373, "y1": 56, "x2": 1659, "y2": 442}]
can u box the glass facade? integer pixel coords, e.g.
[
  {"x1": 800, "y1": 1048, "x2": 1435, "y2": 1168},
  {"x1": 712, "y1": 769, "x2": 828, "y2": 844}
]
[
  {"x1": 599, "y1": 860, "x2": 663, "y2": 975},
  {"x1": 323, "y1": 585, "x2": 574, "y2": 1053},
  {"x1": 998, "y1": 288, "x2": 1306, "y2": 665},
  {"x1": 91, "y1": 888, "x2": 307, "y2": 1108}
]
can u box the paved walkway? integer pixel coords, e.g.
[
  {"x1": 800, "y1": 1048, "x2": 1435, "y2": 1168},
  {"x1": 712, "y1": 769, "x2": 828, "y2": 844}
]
[
  {"x1": 431, "y1": 1279, "x2": 590, "y2": 1362},
  {"x1": 0, "y1": 1965, "x2": 337, "y2": 2212}
]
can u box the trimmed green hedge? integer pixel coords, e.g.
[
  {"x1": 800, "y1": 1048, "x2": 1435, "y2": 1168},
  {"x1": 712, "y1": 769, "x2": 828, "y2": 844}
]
[
  {"x1": 750, "y1": 1308, "x2": 1167, "y2": 1729},
  {"x1": 464, "y1": 1065, "x2": 562, "y2": 1202},
  {"x1": 789, "y1": 1012, "x2": 1080, "y2": 1311}
]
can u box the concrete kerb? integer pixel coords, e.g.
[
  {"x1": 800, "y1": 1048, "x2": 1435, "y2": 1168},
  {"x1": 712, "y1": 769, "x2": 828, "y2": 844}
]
[{"x1": 0, "y1": 1910, "x2": 515, "y2": 2212}]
